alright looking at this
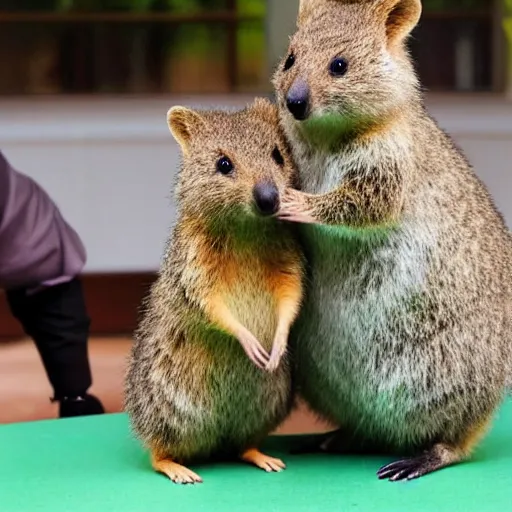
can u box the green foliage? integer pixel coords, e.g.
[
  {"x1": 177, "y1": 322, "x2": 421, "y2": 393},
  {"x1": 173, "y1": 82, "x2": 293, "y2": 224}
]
[
  {"x1": 422, "y1": 0, "x2": 491, "y2": 10},
  {"x1": 162, "y1": 0, "x2": 225, "y2": 12},
  {"x1": 237, "y1": 0, "x2": 265, "y2": 16},
  {"x1": 1, "y1": 0, "x2": 267, "y2": 81},
  {"x1": 165, "y1": 0, "x2": 265, "y2": 59},
  {"x1": 237, "y1": 1, "x2": 266, "y2": 62},
  {"x1": 504, "y1": 18, "x2": 512, "y2": 44}
]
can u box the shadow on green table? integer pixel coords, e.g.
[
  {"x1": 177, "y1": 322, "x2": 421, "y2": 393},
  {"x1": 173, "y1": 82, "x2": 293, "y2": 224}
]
[{"x1": 1, "y1": 398, "x2": 511, "y2": 512}]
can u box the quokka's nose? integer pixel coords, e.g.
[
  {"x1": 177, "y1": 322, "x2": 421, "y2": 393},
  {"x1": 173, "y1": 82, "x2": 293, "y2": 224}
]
[
  {"x1": 286, "y1": 78, "x2": 310, "y2": 121},
  {"x1": 253, "y1": 182, "x2": 280, "y2": 216}
]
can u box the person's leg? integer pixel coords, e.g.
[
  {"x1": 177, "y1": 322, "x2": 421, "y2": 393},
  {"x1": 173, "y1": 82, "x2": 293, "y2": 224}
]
[
  {"x1": 0, "y1": 151, "x2": 104, "y2": 418},
  {"x1": 6, "y1": 278, "x2": 104, "y2": 418}
]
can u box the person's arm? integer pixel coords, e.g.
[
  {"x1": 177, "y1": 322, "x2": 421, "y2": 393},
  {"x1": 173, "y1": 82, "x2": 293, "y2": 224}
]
[{"x1": 0, "y1": 151, "x2": 86, "y2": 291}]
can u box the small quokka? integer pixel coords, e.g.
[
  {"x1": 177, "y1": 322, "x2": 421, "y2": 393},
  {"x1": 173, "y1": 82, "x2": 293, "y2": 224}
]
[
  {"x1": 272, "y1": 0, "x2": 512, "y2": 481},
  {"x1": 125, "y1": 98, "x2": 304, "y2": 484}
]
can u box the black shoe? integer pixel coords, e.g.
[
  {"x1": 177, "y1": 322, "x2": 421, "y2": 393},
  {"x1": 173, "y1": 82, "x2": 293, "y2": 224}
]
[{"x1": 58, "y1": 394, "x2": 105, "y2": 418}]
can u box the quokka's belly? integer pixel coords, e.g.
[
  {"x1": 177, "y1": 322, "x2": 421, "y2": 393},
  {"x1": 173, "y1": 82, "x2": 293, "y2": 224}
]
[
  {"x1": 294, "y1": 294, "x2": 438, "y2": 447},
  {"x1": 294, "y1": 224, "x2": 436, "y2": 442},
  {"x1": 210, "y1": 348, "x2": 292, "y2": 440},
  {"x1": 224, "y1": 281, "x2": 279, "y2": 351}
]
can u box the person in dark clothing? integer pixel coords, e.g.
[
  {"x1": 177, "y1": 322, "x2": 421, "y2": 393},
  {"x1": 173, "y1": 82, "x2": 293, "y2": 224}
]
[{"x1": 0, "y1": 151, "x2": 104, "y2": 418}]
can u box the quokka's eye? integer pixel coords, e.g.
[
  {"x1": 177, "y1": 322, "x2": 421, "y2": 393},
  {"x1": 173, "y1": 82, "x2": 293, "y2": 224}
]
[
  {"x1": 272, "y1": 147, "x2": 285, "y2": 166},
  {"x1": 284, "y1": 53, "x2": 295, "y2": 71},
  {"x1": 216, "y1": 156, "x2": 234, "y2": 175},
  {"x1": 329, "y1": 57, "x2": 349, "y2": 77}
]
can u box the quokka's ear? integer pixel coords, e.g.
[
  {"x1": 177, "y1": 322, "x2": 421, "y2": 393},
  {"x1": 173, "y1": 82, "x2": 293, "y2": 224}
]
[
  {"x1": 377, "y1": 0, "x2": 422, "y2": 47},
  {"x1": 297, "y1": 0, "x2": 327, "y2": 28},
  {"x1": 251, "y1": 97, "x2": 279, "y2": 124},
  {"x1": 167, "y1": 106, "x2": 207, "y2": 154}
]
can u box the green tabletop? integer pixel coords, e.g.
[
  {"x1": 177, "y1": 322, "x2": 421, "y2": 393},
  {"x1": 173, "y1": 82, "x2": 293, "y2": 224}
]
[{"x1": 1, "y1": 398, "x2": 511, "y2": 512}]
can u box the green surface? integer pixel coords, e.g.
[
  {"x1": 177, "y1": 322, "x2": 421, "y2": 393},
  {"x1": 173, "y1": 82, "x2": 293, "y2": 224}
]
[{"x1": 1, "y1": 399, "x2": 512, "y2": 512}]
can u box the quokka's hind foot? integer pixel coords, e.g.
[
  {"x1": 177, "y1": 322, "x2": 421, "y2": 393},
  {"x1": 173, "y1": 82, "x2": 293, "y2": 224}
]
[
  {"x1": 377, "y1": 444, "x2": 457, "y2": 482},
  {"x1": 241, "y1": 448, "x2": 286, "y2": 473},
  {"x1": 378, "y1": 415, "x2": 493, "y2": 482},
  {"x1": 151, "y1": 450, "x2": 203, "y2": 484}
]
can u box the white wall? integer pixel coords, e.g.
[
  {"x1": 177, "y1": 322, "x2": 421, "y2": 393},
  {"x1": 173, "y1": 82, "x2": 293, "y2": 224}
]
[
  {"x1": 426, "y1": 96, "x2": 512, "y2": 227},
  {"x1": 1, "y1": 95, "x2": 511, "y2": 273},
  {"x1": 0, "y1": 96, "x2": 256, "y2": 273}
]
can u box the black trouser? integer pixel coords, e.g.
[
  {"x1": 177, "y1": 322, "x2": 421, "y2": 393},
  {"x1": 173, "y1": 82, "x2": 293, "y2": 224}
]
[{"x1": 6, "y1": 278, "x2": 92, "y2": 400}]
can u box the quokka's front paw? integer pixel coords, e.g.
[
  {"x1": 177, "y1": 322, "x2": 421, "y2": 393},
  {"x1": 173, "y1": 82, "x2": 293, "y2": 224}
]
[
  {"x1": 278, "y1": 189, "x2": 319, "y2": 225},
  {"x1": 266, "y1": 335, "x2": 287, "y2": 372},
  {"x1": 238, "y1": 331, "x2": 270, "y2": 369}
]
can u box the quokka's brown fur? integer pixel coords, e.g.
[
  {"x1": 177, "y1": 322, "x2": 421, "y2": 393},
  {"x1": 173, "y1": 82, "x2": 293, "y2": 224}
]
[
  {"x1": 272, "y1": 0, "x2": 512, "y2": 481},
  {"x1": 125, "y1": 98, "x2": 304, "y2": 484}
]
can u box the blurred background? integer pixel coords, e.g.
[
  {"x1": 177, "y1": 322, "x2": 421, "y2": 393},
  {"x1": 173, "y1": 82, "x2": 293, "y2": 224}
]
[{"x1": 0, "y1": 0, "x2": 511, "y2": 428}]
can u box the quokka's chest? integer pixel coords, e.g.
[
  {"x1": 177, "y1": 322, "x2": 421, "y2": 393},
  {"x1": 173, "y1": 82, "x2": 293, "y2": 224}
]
[
  {"x1": 219, "y1": 250, "x2": 301, "y2": 347},
  {"x1": 297, "y1": 217, "x2": 434, "y2": 346}
]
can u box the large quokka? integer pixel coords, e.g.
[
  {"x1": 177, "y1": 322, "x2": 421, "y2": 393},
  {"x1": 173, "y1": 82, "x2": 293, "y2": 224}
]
[
  {"x1": 125, "y1": 98, "x2": 304, "y2": 484},
  {"x1": 273, "y1": 0, "x2": 512, "y2": 481}
]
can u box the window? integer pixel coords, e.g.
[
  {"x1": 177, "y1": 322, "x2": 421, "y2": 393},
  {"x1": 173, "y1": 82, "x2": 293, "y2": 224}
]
[
  {"x1": 0, "y1": 0, "x2": 266, "y2": 95},
  {"x1": 409, "y1": 0, "x2": 498, "y2": 92},
  {"x1": 0, "y1": 0, "x2": 505, "y2": 96}
]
